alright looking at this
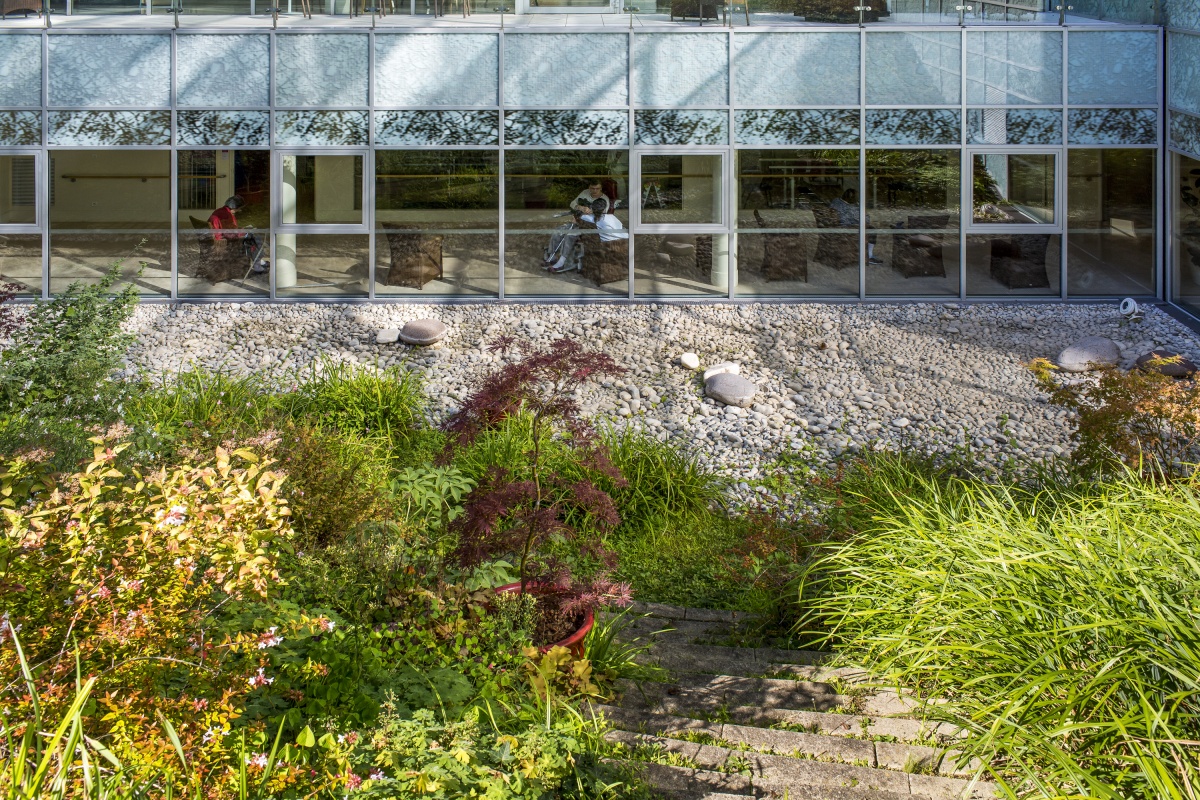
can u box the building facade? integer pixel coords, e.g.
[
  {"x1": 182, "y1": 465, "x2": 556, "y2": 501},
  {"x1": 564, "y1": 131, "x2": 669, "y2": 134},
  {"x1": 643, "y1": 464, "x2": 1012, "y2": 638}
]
[{"x1": 0, "y1": 2, "x2": 1185, "y2": 306}]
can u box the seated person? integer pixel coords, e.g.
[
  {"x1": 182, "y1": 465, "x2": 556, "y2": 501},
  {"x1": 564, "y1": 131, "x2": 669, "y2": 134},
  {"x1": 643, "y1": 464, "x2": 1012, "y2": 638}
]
[
  {"x1": 208, "y1": 195, "x2": 268, "y2": 275},
  {"x1": 571, "y1": 181, "x2": 611, "y2": 216},
  {"x1": 828, "y1": 187, "x2": 880, "y2": 265},
  {"x1": 580, "y1": 198, "x2": 628, "y2": 242}
]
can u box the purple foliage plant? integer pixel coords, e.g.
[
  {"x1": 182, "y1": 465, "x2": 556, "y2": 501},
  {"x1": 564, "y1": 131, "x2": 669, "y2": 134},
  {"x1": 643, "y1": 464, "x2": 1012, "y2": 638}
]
[{"x1": 441, "y1": 336, "x2": 633, "y2": 629}]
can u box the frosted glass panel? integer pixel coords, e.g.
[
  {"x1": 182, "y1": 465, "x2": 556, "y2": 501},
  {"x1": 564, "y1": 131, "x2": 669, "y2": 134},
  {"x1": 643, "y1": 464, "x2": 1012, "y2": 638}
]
[
  {"x1": 866, "y1": 32, "x2": 961, "y2": 105},
  {"x1": 275, "y1": 111, "x2": 368, "y2": 146},
  {"x1": 1170, "y1": 112, "x2": 1200, "y2": 158},
  {"x1": 966, "y1": 31, "x2": 1062, "y2": 105},
  {"x1": 376, "y1": 111, "x2": 499, "y2": 146},
  {"x1": 967, "y1": 108, "x2": 1061, "y2": 144},
  {"x1": 375, "y1": 35, "x2": 498, "y2": 107},
  {"x1": 1169, "y1": 33, "x2": 1200, "y2": 117},
  {"x1": 1069, "y1": 109, "x2": 1156, "y2": 145},
  {"x1": 0, "y1": 112, "x2": 40, "y2": 146},
  {"x1": 178, "y1": 111, "x2": 270, "y2": 146},
  {"x1": 1166, "y1": 0, "x2": 1200, "y2": 32},
  {"x1": 276, "y1": 35, "x2": 368, "y2": 107},
  {"x1": 49, "y1": 35, "x2": 170, "y2": 108},
  {"x1": 635, "y1": 111, "x2": 727, "y2": 145},
  {"x1": 503, "y1": 34, "x2": 628, "y2": 108},
  {"x1": 633, "y1": 33, "x2": 728, "y2": 107},
  {"x1": 48, "y1": 111, "x2": 171, "y2": 146},
  {"x1": 736, "y1": 109, "x2": 859, "y2": 145},
  {"x1": 504, "y1": 111, "x2": 627, "y2": 146},
  {"x1": 0, "y1": 36, "x2": 41, "y2": 108},
  {"x1": 866, "y1": 110, "x2": 960, "y2": 145},
  {"x1": 734, "y1": 33, "x2": 859, "y2": 107},
  {"x1": 1067, "y1": 31, "x2": 1157, "y2": 105},
  {"x1": 177, "y1": 35, "x2": 270, "y2": 109}
]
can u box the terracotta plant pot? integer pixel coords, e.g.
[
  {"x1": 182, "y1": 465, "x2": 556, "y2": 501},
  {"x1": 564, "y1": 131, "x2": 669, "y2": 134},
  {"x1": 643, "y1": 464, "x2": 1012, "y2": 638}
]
[{"x1": 495, "y1": 582, "x2": 594, "y2": 658}]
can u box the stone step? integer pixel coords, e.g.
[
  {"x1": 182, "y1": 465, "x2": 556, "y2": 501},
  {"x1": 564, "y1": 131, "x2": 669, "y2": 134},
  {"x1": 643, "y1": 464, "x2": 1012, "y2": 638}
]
[
  {"x1": 607, "y1": 732, "x2": 998, "y2": 799},
  {"x1": 627, "y1": 761, "x2": 918, "y2": 800},
  {"x1": 630, "y1": 602, "x2": 760, "y2": 625},
  {"x1": 594, "y1": 705, "x2": 979, "y2": 778},
  {"x1": 644, "y1": 642, "x2": 863, "y2": 683},
  {"x1": 617, "y1": 674, "x2": 916, "y2": 718}
]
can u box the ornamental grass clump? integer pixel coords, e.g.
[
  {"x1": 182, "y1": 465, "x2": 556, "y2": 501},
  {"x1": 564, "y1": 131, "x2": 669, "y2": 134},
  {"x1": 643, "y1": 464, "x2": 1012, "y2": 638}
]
[
  {"x1": 443, "y1": 337, "x2": 633, "y2": 646},
  {"x1": 794, "y1": 461, "x2": 1200, "y2": 799}
]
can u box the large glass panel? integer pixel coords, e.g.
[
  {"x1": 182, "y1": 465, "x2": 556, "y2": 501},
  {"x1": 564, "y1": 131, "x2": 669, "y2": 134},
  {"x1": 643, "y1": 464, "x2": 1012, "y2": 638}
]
[
  {"x1": 48, "y1": 36, "x2": 171, "y2": 107},
  {"x1": 0, "y1": 36, "x2": 42, "y2": 109},
  {"x1": 275, "y1": 35, "x2": 369, "y2": 107},
  {"x1": 865, "y1": 32, "x2": 961, "y2": 106},
  {"x1": 503, "y1": 35, "x2": 628, "y2": 109},
  {"x1": 503, "y1": 150, "x2": 629, "y2": 298},
  {"x1": 0, "y1": 156, "x2": 36, "y2": 226},
  {"x1": 504, "y1": 111, "x2": 628, "y2": 147},
  {"x1": 47, "y1": 112, "x2": 171, "y2": 147},
  {"x1": 966, "y1": 233, "x2": 1061, "y2": 296},
  {"x1": 967, "y1": 109, "x2": 1061, "y2": 145},
  {"x1": 177, "y1": 36, "x2": 271, "y2": 109},
  {"x1": 634, "y1": 234, "x2": 727, "y2": 298},
  {"x1": 49, "y1": 151, "x2": 171, "y2": 297},
  {"x1": 274, "y1": 112, "x2": 369, "y2": 147},
  {"x1": 0, "y1": 112, "x2": 41, "y2": 147},
  {"x1": 374, "y1": 151, "x2": 498, "y2": 297},
  {"x1": 735, "y1": 109, "x2": 860, "y2": 147},
  {"x1": 633, "y1": 33, "x2": 728, "y2": 108},
  {"x1": 375, "y1": 111, "x2": 499, "y2": 147},
  {"x1": 281, "y1": 155, "x2": 363, "y2": 226},
  {"x1": 966, "y1": 31, "x2": 1063, "y2": 106},
  {"x1": 972, "y1": 154, "x2": 1055, "y2": 224},
  {"x1": 735, "y1": 149, "x2": 859, "y2": 297},
  {"x1": 1068, "y1": 109, "x2": 1157, "y2": 146},
  {"x1": 177, "y1": 151, "x2": 270, "y2": 298},
  {"x1": 865, "y1": 149, "x2": 960, "y2": 296},
  {"x1": 733, "y1": 33, "x2": 860, "y2": 108},
  {"x1": 865, "y1": 110, "x2": 961, "y2": 146},
  {"x1": 0, "y1": 235, "x2": 41, "y2": 297},
  {"x1": 640, "y1": 155, "x2": 722, "y2": 226},
  {"x1": 1171, "y1": 112, "x2": 1200, "y2": 157},
  {"x1": 375, "y1": 35, "x2": 499, "y2": 108},
  {"x1": 1067, "y1": 149, "x2": 1155, "y2": 296},
  {"x1": 635, "y1": 111, "x2": 727, "y2": 146},
  {"x1": 1168, "y1": 33, "x2": 1200, "y2": 118},
  {"x1": 1167, "y1": 0, "x2": 1200, "y2": 34},
  {"x1": 275, "y1": 235, "x2": 370, "y2": 299},
  {"x1": 1172, "y1": 153, "x2": 1200, "y2": 316},
  {"x1": 1067, "y1": 31, "x2": 1158, "y2": 106}
]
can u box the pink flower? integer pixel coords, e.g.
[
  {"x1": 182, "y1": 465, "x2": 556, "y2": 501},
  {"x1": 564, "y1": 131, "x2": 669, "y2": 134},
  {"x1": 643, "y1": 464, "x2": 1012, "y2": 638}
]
[
  {"x1": 161, "y1": 506, "x2": 187, "y2": 527},
  {"x1": 368, "y1": 769, "x2": 385, "y2": 781},
  {"x1": 318, "y1": 617, "x2": 336, "y2": 633},
  {"x1": 344, "y1": 773, "x2": 362, "y2": 790},
  {"x1": 120, "y1": 579, "x2": 143, "y2": 594},
  {"x1": 247, "y1": 668, "x2": 274, "y2": 689},
  {"x1": 248, "y1": 753, "x2": 268, "y2": 768},
  {"x1": 256, "y1": 626, "x2": 283, "y2": 649}
]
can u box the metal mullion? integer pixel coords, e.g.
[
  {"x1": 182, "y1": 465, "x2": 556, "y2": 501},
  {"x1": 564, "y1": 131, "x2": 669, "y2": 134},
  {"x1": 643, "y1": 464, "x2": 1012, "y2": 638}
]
[
  {"x1": 960, "y1": 24, "x2": 966, "y2": 300},
  {"x1": 1157, "y1": 24, "x2": 1165, "y2": 300},
  {"x1": 170, "y1": 29, "x2": 177, "y2": 300},
  {"x1": 41, "y1": 29, "x2": 48, "y2": 300},
  {"x1": 1060, "y1": 24, "x2": 1068, "y2": 299},
  {"x1": 269, "y1": 28, "x2": 276, "y2": 300},
  {"x1": 367, "y1": 27, "x2": 375, "y2": 299},
  {"x1": 727, "y1": 26, "x2": 734, "y2": 300},
  {"x1": 497, "y1": 26, "x2": 505, "y2": 301},
  {"x1": 628, "y1": 26, "x2": 635, "y2": 301},
  {"x1": 859, "y1": 23, "x2": 866, "y2": 301}
]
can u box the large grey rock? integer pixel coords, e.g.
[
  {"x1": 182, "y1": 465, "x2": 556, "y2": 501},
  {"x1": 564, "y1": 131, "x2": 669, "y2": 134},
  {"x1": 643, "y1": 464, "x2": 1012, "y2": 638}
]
[
  {"x1": 1057, "y1": 336, "x2": 1120, "y2": 372},
  {"x1": 399, "y1": 319, "x2": 448, "y2": 346},
  {"x1": 705, "y1": 373, "x2": 757, "y2": 408},
  {"x1": 1135, "y1": 348, "x2": 1198, "y2": 378}
]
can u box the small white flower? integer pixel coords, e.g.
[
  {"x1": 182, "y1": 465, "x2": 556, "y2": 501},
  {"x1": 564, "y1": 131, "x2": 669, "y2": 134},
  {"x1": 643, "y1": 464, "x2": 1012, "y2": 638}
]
[{"x1": 369, "y1": 769, "x2": 386, "y2": 781}]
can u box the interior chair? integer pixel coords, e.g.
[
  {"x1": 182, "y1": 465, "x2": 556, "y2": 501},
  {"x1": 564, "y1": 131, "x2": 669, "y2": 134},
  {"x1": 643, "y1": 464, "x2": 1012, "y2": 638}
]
[
  {"x1": 381, "y1": 223, "x2": 444, "y2": 289},
  {"x1": 670, "y1": 0, "x2": 718, "y2": 21},
  {"x1": 811, "y1": 205, "x2": 858, "y2": 270},
  {"x1": 187, "y1": 216, "x2": 244, "y2": 285},
  {"x1": 989, "y1": 234, "x2": 1051, "y2": 290},
  {"x1": 1, "y1": 0, "x2": 42, "y2": 18},
  {"x1": 754, "y1": 210, "x2": 808, "y2": 283},
  {"x1": 892, "y1": 215, "x2": 950, "y2": 279},
  {"x1": 654, "y1": 233, "x2": 712, "y2": 281},
  {"x1": 577, "y1": 221, "x2": 629, "y2": 288}
]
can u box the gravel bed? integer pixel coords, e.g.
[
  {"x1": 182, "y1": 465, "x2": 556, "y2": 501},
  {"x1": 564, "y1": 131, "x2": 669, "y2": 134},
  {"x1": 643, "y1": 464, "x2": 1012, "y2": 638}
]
[{"x1": 123, "y1": 301, "x2": 1200, "y2": 501}]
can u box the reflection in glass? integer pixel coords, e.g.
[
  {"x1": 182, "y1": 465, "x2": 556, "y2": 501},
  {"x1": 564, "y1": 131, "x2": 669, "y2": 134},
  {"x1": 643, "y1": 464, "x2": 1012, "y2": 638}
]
[
  {"x1": 966, "y1": 233, "x2": 1060, "y2": 296},
  {"x1": 283, "y1": 155, "x2": 363, "y2": 226},
  {"x1": 1067, "y1": 149, "x2": 1155, "y2": 296},
  {"x1": 865, "y1": 149, "x2": 960, "y2": 296},
  {"x1": 503, "y1": 151, "x2": 628, "y2": 298},
  {"x1": 276, "y1": 235, "x2": 370, "y2": 298},
  {"x1": 0, "y1": 236, "x2": 42, "y2": 296},
  {"x1": 374, "y1": 150, "x2": 498, "y2": 297},
  {"x1": 1173, "y1": 154, "x2": 1200, "y2": 316},
  {"x1": 973, "y1": 154, "x2": 1055, "y2": 224},
  {"x1": 178, "y1": 150, "x2": 270, "y2": 298},
  {"x1": 49, "y1": 151, "x2": 170, "y2": 296},
  {"x1": 635, "y1": 234, "x2": 726, "y2": 297},
  {"x1": 640, "y1": 155, "x2": 722, "y2": 226},
  {"x1": 735, "y1": 149, "x2": 859, "y2": 297},
  {"x1": 0, "y1": 156, "x2": 36, "y2": 226}
]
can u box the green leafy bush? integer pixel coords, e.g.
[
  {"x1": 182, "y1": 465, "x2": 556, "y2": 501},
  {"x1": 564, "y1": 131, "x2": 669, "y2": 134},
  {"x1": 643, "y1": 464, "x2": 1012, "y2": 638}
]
[{"x1": 794, "y1": 462, "x2": 1200, "y2": 798}]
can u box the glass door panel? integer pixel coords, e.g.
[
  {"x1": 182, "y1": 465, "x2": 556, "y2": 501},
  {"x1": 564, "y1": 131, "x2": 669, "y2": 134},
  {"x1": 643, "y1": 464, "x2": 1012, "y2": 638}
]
[
  {"x1": 639, "y1": 153, "x2": 724, "y2": 226},
  {"x1": 972, "y1": 153, "x2": 1056, "y2": 225}
]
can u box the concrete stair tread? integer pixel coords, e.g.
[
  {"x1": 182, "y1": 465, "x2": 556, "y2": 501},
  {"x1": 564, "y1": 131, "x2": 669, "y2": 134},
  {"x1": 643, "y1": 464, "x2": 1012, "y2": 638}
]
[
  {"x1": 629, "y1": 761, "x2": 923, "y2": 800},
  {"x1": 617, "y1": 673, "x2": 849, "y2": 714},
  {"x1": 607, "y1": 732, "x2": 998, "y2": 799}
]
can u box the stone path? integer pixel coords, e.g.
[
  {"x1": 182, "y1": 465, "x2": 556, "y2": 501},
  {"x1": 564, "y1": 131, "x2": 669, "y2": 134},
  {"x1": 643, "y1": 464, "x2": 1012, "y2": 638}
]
[{"x1": 597, "y1": 603, "x2": 997, "y2": 800}]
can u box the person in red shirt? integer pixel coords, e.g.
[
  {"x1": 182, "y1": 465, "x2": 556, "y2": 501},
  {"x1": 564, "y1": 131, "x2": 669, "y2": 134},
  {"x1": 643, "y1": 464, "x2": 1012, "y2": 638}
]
[{"x1": 207, "y1": 195, "x2": 267, "y2": 275}]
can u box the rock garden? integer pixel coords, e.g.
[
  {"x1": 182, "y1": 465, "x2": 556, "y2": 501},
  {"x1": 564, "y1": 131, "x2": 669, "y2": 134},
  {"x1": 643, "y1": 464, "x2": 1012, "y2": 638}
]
[{"x1": 2, "y1": 269, "x2": 1199, "y2": 799}]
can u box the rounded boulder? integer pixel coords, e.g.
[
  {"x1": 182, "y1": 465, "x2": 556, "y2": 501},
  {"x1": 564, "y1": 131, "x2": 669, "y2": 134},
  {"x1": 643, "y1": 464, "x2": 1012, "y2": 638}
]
[
  {"x1": 400, "y1": 319, "x2": 448, "y2": 346},
  {"x1": 1056, "y1": 335, "x2": 1119, "y2": 372},
  {"x1": 705, "y1": 373, "x2": 757, "y2": 408}
]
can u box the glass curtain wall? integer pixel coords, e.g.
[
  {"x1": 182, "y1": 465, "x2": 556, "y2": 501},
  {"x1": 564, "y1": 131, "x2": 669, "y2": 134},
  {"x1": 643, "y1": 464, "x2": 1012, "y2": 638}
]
[
  {"x1": 636, "y1": 153, "x2": 726, "y2": 298},
  {"x1": 48, "y1": 150, "x2": 172, "y2": 297},
  {"x1": 735, "y1": 149, "x2": 860, "y2": 297},
  {"x1": 177, "y1": 150, "x2": 270, "y2": 297},
  {"x1": 1066, "y1": 148, "x2": 1156, "y2": 295},
  {"x1": 1172, "y1": 153, "x2": 1200, "y2": 315},
  {"x1": 865, "y1": 149, "x2": 961, "y2": 296},
  {"x1": 0, "y1": 154, "x2": 40, "y2": 297},
  {"x1": 374, "y1": 150, "x2": 499, "y2": 297},
  {"x1": 503, "y1": 150, "x2": 629, "y2": 298}
]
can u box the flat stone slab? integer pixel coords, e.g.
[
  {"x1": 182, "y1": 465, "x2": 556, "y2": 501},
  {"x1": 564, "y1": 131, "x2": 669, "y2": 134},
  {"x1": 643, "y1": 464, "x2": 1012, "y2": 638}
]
[
  {"x1": 1057, "y1": 335, "x2": 1119, "y2": 372},
  {"x1": 705, "y1": 373, "x2": 757, "y2": 408},
  {"x1": 702, "y1": 361, "x2": 740, "y2": 382},
  {"x1": 1136, "y1": 348, "x2": 1198, "y2": 377},
  {"x1": 399, "y1": 319, "x2": 448, "y2": 346},
  {"x1": 375, "y1": 328, "x2": 400, "y2": 344}
]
